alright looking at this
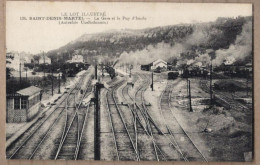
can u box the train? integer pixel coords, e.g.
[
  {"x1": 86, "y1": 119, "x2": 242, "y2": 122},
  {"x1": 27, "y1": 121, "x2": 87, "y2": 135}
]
[
  {"x1": 63, "y1": 63, "x2": 89, "y2": 77},
  {"x1": 105, "y1": 66, "x2": 116, "y2": 79},
  {"x1": 181, "y1": 68, "x2": 209, "y2": 78},
  {"x1": 168, "y1": 71, "x2": 179, "y2": 80}
]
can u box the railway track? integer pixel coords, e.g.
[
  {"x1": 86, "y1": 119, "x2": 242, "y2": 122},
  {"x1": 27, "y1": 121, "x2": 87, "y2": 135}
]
[
  {"x1": 132, "y1": 73, "x2": 168, "y2": 161},
  {"x1": 54, "y1": 76, "x2": 93, "y2": 160},
  {"x1": 140, "y1": 74, "x2": 193, "y2": 161},
  {"x1": 200, "y1": 80, "x2": 249, "y2": 111},
  {"x1": 160, "y1": 80, "x2": 208, "y2": 162},
  {"x1": 7, "y1": 71, "x2": 89, "y2": 159},
  {"x1": 105, "y1": 79, "x2": 140, "y2": 161},
  {"x1": 121, "y1": 73, "x2": 206, "y2": 161}
]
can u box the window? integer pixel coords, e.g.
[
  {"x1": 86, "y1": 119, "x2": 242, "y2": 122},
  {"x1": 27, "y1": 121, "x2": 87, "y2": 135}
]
[
  {"x1": 14, "y1": 97, "x2": 20, "y2": 109},
  {"x1": 21, "y1": 97, "x2": 27, "y2": 109}
]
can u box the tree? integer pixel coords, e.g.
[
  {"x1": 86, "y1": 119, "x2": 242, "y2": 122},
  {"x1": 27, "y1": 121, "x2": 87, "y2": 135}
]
[{"x1": 6, "y1": 54, "x2": 13, "y2": 80}]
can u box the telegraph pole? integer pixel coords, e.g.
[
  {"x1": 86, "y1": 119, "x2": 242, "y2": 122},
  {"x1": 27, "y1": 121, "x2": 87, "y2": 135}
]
[
  {"x1": 25, "y1": 68, "x2": 27, "y2": 82},
  {"x1": 210, "y1": 62, "x2": 213, "y2": 106},
  {"x1": 188, "y1": 80, "x2": 193, "y2": 112},
  {"x1": 95, "y1": 65, "x2": 98, "y2": 80},
  {"x1": 43, "y1": 51, "x2": 45, "y2": 79},
  {"x1": 19, "y1": 62, "x2": 22, "y2": 90},
  {"x1": 92, "y1": 82, "x2": 104, "y2": 160},
  {"x1": 51, "y1": 67, "x2": 54, "y2": 96},
  {"x1": 151, "y1": 71, "x2": 154, "y2": 91},
  {"x1": 58, "y1": 73, "x2": 61, "y2": 94},
  {"x1": 101, "y1": 63, "x2": 104, "y2": 77},
  {"x1": 187, "y1": 78, "x2": 189, "y2": 97}
]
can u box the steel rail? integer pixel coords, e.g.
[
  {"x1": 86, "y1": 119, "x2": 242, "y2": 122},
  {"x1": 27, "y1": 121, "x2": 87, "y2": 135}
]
[
  {"x1": 122, "y1": 83, "x2": 139, "y2": 159},
  {"x1": 159, "y1": 84, "x2": 189, "y2": 162},
  {"x1": 106, "y1": 79, "x2": 140, "y2": 161},
  {"x1": 111, "y1": 80, "x2": 140, "y2": 161},
  {"x1": 105, "y1": 91, "x2": 120, "y2": 160},
  {"x1": 124, "y1": 81, "x2": 167, "y2": 160},
  {"x1": 163, "y1": 81, "x2": 208, "y2": 162},
  {"x1": 7, "y1": 72, "x2": 85, "y2": 159},
  {"x1": 200, "y1": 80, "x2": 249, "y2": 110},
  {"x1": 134, "y1": 73, "x2": 162, "y2": 161},
  {"x1": 54, "y1": 75, "x2": 93, "y2": 160},
  {"x1": 140, "y1": 74, "x2": 190, "y2": 161},
  {"x1": 54, "y1": 73, "x2": 87, "y2": 159}
]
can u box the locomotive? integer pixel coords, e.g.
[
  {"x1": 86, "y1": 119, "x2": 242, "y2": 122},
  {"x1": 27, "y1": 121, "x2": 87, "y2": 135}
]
[
  {"x1": 168, "y1": 71, "x2": 179, "y2": 80},
  {"x1": 105, "y1": 66, "x2": 116, "y2": 79}
]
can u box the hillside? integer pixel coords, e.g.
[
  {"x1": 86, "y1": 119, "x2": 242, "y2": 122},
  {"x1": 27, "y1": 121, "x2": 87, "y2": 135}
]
[{"x1": 44, "y1": 16, "x2": 252, "y2": 66}]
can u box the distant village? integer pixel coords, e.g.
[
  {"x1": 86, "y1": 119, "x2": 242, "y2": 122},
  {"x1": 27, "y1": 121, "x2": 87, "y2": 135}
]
[{"x1": 6, "y1": 51, "x2": 89, "y2": 123}]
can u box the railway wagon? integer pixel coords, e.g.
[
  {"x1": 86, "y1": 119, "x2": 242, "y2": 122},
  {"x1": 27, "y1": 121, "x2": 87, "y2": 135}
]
[
  {"x1": 105, "y1": 66, "x2": 116, "y2": 79},
  {"x1": 168, "y1": 71, "x2": 179, "y2": 80},
  {"x1": 182, "y1": 68, "x2": 209, "y2": 78}
]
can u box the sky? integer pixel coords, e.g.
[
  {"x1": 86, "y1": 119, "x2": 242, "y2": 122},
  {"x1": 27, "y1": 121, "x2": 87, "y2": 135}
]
[{"x1": 6, "y1": 2, "x2": 252, "y2": 54}]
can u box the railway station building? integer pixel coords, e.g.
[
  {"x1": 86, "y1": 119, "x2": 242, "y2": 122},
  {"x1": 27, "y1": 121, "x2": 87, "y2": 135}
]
[
  {"x1": 6, "y1": 86, "x2": 42, "y2": 123},
  {"x1": 141, "y1": 59, "x2": 168, "y2": 72}
]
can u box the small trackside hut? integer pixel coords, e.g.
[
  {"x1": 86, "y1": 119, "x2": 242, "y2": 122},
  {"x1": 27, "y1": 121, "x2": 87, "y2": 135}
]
[{"x1": 6, "y1": 86, "x2": 42, "y2": 123}]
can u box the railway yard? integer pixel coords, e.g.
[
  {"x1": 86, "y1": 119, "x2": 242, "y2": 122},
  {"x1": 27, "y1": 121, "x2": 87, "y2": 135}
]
[{"x1": 6, "y1": 66, "x2": 253, "y2": 161}]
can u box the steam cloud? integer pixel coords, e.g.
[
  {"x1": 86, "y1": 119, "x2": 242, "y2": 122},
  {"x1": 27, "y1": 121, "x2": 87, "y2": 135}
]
[
  {"x1": 117, "y1": 20, "x2": 252, "y2": 68},
  {"x1": 118, "y1": 43, "x2": 184, "y2": 65},
  {"x1": 213, "y1": 21, "x2": 252, "y2": 66}
]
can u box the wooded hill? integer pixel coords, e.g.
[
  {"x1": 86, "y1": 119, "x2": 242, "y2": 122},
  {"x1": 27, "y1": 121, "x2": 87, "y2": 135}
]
[{"x1": 42, "y1": 16, "x2": 252, "y2": 65}]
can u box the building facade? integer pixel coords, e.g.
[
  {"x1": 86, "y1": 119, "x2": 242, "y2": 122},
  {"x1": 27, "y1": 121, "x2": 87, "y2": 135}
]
[
  {"x1": 39, "y1": 56, "x2": 51, "y2": 64},
  {"x1": 71, "y1": 55, "x2": 85, "y2": 63},
  {"x1": 6, "y1": 86, "x2": 42, "y2": 123},
  {"x1": 140, "y1": 59, "x2": 167, "y2": 72},
  {"x1": 151, "y1": 59, "x2": 167, "y2": 70},
  {"x1": 6, "y1": 52, "x2": 25, "y2": 71}
]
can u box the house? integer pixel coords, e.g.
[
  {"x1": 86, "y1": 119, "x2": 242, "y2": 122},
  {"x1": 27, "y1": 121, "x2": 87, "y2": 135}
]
[
  {"x1": 39, "y1": 56, "x2": 51, "y2": 64},
  {"x1": 151, "y1": 59, "x2": 167, "y2": 70},
  {"x1": 71, "y1": 55, "x2": 84, "y2": 63},
  {"x1": 6, "y1": 52, "x2": 25, "y2": 71},
  {"x1": 6, "y1": 86, "x2": 42, "y2": 123},
  {"x1": 140, "y1": 59, "x2": 167, "y2": 72},
  {"x1": 23, "y1": 56, "x2": 33, "y2": 64}
]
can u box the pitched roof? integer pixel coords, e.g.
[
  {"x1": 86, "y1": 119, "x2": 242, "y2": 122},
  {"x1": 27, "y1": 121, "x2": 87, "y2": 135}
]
[
  {"x1": 152, "y1": 59, "x2": 167, "y2": 65},
  {"x1": 141, "y1": 59, "x2": 167, "y2": 66},
  {"x1": 17, "y1": 86, "x2": 42, "y2": 96}
]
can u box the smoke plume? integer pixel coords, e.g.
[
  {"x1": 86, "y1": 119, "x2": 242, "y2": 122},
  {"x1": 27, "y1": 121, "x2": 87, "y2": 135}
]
[
  {"x1": 117, "y1": 20, "x2": 252, "y2": 68},
  {"x1": 212, "y1": 21, "x2": 252, "y2": 66},
  {"x1": 118, "y1": 42, "x2": 184, "y2": 65}
]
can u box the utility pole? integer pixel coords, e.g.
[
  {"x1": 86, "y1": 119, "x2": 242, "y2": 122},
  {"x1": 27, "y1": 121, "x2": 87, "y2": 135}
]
[
  {"x1": 187, "y1": 78, "x2": 189, "y2": 97},
  {"x1": 43, "y1": 51, "x2": 45, "y2": 79},
  {"x1": 92, "y1": 82, "x2": 104, "y2": 160},
  {"x1": 246, "y1": 70, "x2": 249, "y2": 97},
  {"x1": 151, "y1": 71, "x2": 154, "y2": 91},
  {"x1": 19, "y1": 62, "x2": 22, "y2": 90},
  {"x1": 188, "y1": 80, "x2": 193, "y2": 112},
  {"x1": 51, "y1": 67, "x2": 54, "y2": 96},
  {"x1": 101, "y1": 63, "x2": 104, "y2": 77},
  {"x1": 25, "y1": 68, "x2": 27, "y2": 82},
  {"x1": 58, "y1": 73, "x2": 61, "y2": 94},
  {"x1": 210, "y1": 63, "x2": 213, "y2": 106},
  {"x1": 95, "y1": 65, "x2": 98, "y2": 80}
]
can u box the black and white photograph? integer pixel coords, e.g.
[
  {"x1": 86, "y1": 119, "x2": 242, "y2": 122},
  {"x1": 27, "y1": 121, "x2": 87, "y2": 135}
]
[{"x1": 5, "y1": 2, "x2": 253, "y2": 162}]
